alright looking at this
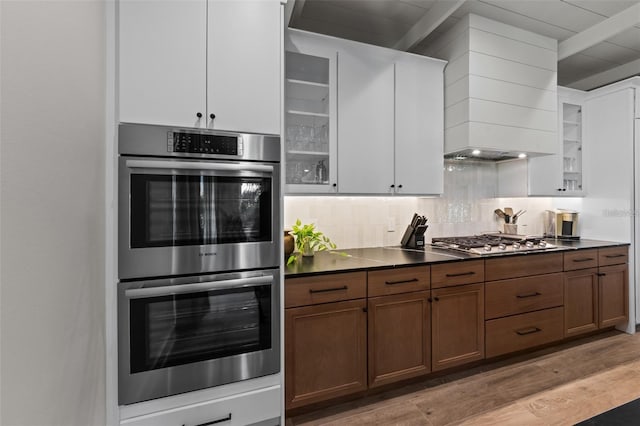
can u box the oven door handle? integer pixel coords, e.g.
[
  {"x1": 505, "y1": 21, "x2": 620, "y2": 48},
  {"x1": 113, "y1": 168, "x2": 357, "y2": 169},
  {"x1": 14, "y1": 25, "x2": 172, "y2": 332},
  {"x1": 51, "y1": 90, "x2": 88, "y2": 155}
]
[
  {"x1": 125, "y1": 159, "x2": 274, "y2": 173},
  {"x1": 124, "y1": 275, "x2": 273, "y2": 299}
]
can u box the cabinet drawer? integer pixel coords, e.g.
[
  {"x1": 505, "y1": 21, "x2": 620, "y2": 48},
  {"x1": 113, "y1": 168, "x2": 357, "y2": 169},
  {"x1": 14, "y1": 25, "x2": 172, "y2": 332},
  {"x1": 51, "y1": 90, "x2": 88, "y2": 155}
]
[
  {"x1": 368, "y1": 266, "x2": 430, "y2": 297},
  {"x1": 564, "y1": 249, "x2": 598, "y2": 271},
  {"x1": 431, "y1": 260, "x2": 484, "y2": 288},
  {"x1": 485, "y1": 273, "x2": 563, "y2": 319},
  {"x1": 120, "y1": 385, "x2": 280, "y2": 426},
  {"x1": 285, "y1": 272, "x2": 366, "y2": 308},
  {"x1": 486, "y1": 307, "x2": 564, "y2": 358},
  {"x1": 485, "y1": 253, "x2": 563, "y2": 281},
  {"x1": 599, "y1": 246, "x2": 628, "y2": 267}
]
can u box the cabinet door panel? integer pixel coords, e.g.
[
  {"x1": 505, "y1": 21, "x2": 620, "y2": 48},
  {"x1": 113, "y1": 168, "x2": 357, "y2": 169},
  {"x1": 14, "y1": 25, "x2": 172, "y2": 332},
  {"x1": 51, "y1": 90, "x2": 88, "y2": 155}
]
[
  {"x1": 432, "y1": 283, "x2": 484, "y2": 371},
  {"x1": 119, "y1": 0, "x2": 207, "y2": 127},
  {"x1": 368, "y1": 291, "x2": 431, "y2": 388},
  {"x1": 599, "y1": 264, "x2": 628, "y2": 328},
  {"x1": 285, "y1": 300, "x2": 367, "y2": 409},
  {"x1": 337, "y1": 47, "x2": 395, "y2": 194},
  {"x1": 208, "y1": 0, "x2": 280, "y2": 135},
  {"x1": 564, "y1": 268, "x2": 598, "y2": 337},
  {"x1": 394, "y1": 56, "x2": 443, "y2": 195}
]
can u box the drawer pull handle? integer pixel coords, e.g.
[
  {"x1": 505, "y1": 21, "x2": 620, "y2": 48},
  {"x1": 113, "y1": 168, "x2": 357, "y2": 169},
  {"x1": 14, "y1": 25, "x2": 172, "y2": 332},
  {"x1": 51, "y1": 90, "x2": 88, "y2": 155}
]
[
  {"x1": 597, "y1": 273, "x2": 607, "y2": 277},
  {"x1": 445, "y1": 271, "x2": 475, "y2": 277},
  {"x1": 516, "y1": 292, "x2": 541, "y2": 299},
  {"x1": 573, "y1": 257, "x2": 595, "y2": 262},
  {"x1": 196, "y1": 413, "x2": 232, "y2": 426},
  {"x1": 515, "y1": 327, "x2": 541, "y2": 336},
  {"x1": 385, "y1": 278, "x2": 419, "y2": 285},
  {"x1": 309, "y1": 285, "x2": 348, "y2": 294},
  {"x1": 605, "y1": 254, "x2": 625, "y2": 258}
]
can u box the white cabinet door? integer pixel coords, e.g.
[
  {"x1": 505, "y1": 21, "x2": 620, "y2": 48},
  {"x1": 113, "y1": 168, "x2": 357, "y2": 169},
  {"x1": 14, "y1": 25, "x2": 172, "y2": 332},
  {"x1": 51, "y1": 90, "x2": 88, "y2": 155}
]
[
  {"x1": 395, "y1": 55, "x2": 444, "y2": 195},
  {"x1": 284, "y1": 31, "x2": 338, "y2": 194},
  {"x1": 208, "y1": 0, "x2": 281, "y2": 135},
  {"x1": 119, "y1": 0, "x2": 207, "y2": 128},
  {"x1": 338, "y1": 46, "x2": 395, "y2": 194},
  {"x1": 528, "y1": 149, "x2": 563, "y2": 195}
]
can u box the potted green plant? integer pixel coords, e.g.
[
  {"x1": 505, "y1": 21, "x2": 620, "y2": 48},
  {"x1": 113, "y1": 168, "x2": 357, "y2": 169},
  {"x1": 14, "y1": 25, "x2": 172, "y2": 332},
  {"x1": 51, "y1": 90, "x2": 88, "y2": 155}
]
[{"x1": 287, "y1": 219, "x2": 337, "y2": 265}]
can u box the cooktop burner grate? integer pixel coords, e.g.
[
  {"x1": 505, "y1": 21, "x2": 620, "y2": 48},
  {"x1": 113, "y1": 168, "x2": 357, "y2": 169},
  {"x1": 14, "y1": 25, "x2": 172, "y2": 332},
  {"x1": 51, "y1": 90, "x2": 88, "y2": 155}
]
[{"x1": 431, "y1": 234, "x2": 555, "y2": 255}]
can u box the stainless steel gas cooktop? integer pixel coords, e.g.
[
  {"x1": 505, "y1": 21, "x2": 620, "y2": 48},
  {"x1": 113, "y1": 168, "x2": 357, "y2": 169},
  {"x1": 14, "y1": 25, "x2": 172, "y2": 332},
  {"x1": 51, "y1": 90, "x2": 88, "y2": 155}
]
[{"x1": 431, "y1": 234, "x2": 557, "y2": 256}]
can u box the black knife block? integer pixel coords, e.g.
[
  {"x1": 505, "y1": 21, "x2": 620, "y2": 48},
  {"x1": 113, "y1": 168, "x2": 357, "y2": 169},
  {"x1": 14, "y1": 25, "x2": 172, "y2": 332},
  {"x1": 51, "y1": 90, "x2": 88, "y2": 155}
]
[{"x1": 401, "y1": 224, "x2": 428, "y2": 249}]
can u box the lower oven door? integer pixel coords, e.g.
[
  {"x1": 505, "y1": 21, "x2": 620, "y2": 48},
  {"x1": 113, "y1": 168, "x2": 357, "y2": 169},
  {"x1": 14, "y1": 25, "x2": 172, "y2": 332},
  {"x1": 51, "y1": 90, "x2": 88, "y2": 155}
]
[
  {"x1": 118, "y1": 269, "x2": 280, "y2": 405},
  {"x1": 118, "y1": 156, "x2": 280, "y2": 279}
]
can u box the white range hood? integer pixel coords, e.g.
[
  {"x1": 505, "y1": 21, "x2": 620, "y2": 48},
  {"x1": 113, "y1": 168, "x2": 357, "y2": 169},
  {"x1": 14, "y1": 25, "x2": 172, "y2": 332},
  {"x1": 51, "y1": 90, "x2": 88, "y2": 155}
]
[{"x1": 425, "y1": 14, "x2": 558, "y2": 160}]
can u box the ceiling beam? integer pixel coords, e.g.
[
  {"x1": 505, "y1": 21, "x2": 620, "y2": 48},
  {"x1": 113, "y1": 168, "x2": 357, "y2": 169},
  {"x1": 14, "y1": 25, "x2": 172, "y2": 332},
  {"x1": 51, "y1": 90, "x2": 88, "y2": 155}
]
[
  {"x1": 566, "y1": 58, "x2": 640, "y2": 91},
  {"x1": 392, "y1": 0, "x2": 465, "y2": 52},
  {"x1": 558, "y1": 2, "x2": 640, "y2": 60},
  {"x1": 285, "y1": 0, "x2": 307, "y2": 28}
]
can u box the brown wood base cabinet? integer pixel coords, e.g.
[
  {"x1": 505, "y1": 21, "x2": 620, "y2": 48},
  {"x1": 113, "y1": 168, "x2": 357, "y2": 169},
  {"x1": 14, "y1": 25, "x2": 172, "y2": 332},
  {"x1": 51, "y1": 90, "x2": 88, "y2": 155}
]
[
  {"x1": 284, "y1": 272, "x2": 368, "y2": 410},
  {"x1": 599, "y1": 263, "x2": 628, "y2": 328},
  {"x1": 564, "y1": 246, "x2": 629, "y2": 336},
  {"x1": 284, "y1": 246, "x2": 629, "y2": 411},
  {"x1": 431, "y1": 283, "x2": 485, "y2": 371},
  {"x1": 285, "y1": 299, "x2": 367, "y2": 410},
  {"x1": 368, "y1": 290, "x2": 431, "y2": 388}
]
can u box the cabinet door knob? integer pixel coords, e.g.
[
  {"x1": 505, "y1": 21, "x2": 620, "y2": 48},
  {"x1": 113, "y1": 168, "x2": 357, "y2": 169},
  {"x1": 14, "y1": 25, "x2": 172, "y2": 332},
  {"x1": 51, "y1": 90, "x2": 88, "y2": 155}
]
[
  {"x1": 557, "y1": 188, "x2": 563, "y2": 191},
  {"x1": 332, "y1": 183, "x2": 337, "y2": 187},
  {"x1": 434, "y1": 296, "x2": 440, "y2": 302},
  {"x1": 390, "y1": 184, "x2": 395, "y2": 188},
  {"x1": 196, "y1": 112, "x2": 202, "y2": 118},
  {"x1": 209, "y1": 113, "x2": 216, "y2": 120},
  {"x1": 398, "y1": 184, "x2": 403, "y2": 189}
]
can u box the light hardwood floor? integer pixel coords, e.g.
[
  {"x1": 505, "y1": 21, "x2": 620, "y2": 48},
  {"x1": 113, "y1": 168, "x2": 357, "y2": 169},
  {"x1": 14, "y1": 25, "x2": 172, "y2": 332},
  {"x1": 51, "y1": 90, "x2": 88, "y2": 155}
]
[{"x1": 287, "y1": 330, "x2": 640, "y2": 425}]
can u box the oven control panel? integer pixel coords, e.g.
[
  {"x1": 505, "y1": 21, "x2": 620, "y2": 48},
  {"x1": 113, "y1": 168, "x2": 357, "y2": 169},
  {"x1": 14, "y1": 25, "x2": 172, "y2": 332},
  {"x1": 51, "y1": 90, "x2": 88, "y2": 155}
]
[{"x1": 168, "y1": 131, "x2": 243, "y2": 156}]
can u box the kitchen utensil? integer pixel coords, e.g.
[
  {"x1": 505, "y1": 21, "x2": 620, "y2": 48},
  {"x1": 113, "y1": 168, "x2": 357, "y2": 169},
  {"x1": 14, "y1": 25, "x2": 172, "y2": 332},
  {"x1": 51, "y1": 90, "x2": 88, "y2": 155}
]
[
  {"x1": 512, "y1": 210, "x2": 526, "y2": 224},
  {"x1": 494, "y1": 209, "x2": 506, "y2": 219},
  {"x1": 504, "y1": 207, "x2": 514, "y2": 217},
  {"x1": 504, "y1": 215, "x2": 511, "y2": 224}
]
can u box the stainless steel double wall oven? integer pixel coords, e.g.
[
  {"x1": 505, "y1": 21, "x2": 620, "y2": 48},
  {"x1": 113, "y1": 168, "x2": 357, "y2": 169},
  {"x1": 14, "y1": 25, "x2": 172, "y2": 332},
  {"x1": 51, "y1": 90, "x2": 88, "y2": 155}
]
[{"x1": 118, "y1": 124, "x2": 281, "y2": 405}]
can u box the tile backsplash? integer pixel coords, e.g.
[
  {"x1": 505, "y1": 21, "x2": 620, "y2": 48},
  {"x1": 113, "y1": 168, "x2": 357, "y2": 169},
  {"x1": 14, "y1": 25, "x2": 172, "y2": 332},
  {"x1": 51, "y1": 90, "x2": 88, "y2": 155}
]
[{"x1": 284, "y1": 161, "x2": 555, "y2": 249}]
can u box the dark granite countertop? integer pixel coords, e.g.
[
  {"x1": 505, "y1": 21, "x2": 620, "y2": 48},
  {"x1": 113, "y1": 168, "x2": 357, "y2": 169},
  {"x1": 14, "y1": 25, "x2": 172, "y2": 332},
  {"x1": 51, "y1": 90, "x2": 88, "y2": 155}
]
[{"x1": 284, "y1": 239, "x2": 629, "y2": 278}]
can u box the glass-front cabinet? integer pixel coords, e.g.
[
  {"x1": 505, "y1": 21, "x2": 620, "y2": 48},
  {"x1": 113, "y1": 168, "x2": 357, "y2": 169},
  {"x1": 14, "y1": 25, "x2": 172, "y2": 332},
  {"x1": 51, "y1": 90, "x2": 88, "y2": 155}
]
[
  {"x1": 528, "y1": 88, "x2": 586, "y2": 197},
  {"x1": 562, "y1": 103, "x2": 583, "y2": 193},
  {"x1": 284, "y1": 43, "x2": 337, "y2": 193}
]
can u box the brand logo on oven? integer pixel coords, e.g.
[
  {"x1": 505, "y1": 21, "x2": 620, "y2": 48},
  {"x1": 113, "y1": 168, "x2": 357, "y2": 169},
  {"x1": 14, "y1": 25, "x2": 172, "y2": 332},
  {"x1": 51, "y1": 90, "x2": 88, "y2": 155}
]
[{"x1": 199, "y1": 252, "x2": 217, "y2": 257}]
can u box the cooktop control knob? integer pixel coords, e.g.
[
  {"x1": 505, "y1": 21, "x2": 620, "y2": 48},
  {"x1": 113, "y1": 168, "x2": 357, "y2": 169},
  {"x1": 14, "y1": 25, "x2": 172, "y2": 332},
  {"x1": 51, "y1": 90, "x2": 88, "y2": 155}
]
[
  {"x1": 484, "y1": 244, "x2": 492, "y2": 252},
  {"x1": 526, "y1": 241, "x2": 535, "y2": 248},
  {"x1": 539, "y1": 240, "x2": 547, "y2": 248},
  {"x1": 513, "y1": 242, "x2": 521, "y2": 249},
  {"x1": 498, "y1": 243, "x2": 507, "y2": 250}
]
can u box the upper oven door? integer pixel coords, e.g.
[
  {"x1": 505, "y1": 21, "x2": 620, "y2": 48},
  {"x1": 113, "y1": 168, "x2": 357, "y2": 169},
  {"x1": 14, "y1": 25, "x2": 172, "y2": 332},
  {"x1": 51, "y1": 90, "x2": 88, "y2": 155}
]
[{"x1": 118, "y1": 156, "x2": 280, "y2": 279}]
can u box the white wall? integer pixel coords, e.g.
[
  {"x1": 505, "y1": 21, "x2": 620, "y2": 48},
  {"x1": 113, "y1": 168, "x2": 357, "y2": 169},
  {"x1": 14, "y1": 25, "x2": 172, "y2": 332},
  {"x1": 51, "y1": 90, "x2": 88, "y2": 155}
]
[
  {"x1": 0, "y1": 1, "x2": 106, "y2": 425},
  {"x1": 285, "y1": 161, "x2": 554, "y2": 249}
]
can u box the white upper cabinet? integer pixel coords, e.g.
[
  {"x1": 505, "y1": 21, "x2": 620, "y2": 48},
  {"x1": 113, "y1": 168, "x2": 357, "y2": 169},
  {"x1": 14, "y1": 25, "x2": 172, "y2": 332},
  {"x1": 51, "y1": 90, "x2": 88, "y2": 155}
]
[
  {"x1": 207, "y1": 1, "x2": 280, "y2": 135},
  {"x1": 119, "y1": 0, "x2": 281, "y2": 135},
  {"x1": 119, "y1": 0, "x2": 207, "y2": 128},
  {"x1": 284, "y1": 30, "x2": 445, "y2": 195},
  {"x1": 394, "y1": 55, "x2": 444, "y2": 195},
  {"x1": 337, "y1": 44, "x2": 395, "y2": 194},
  {"x1": 529, "y1": 87, "x2": 586, "y2": 196}
]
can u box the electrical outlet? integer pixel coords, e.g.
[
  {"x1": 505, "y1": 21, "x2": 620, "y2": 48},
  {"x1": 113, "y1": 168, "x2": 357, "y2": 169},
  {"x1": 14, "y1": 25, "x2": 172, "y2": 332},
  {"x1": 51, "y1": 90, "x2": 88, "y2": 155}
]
[{"x1": 387, "y1": 217, "x2": 395, "y2": 232}]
